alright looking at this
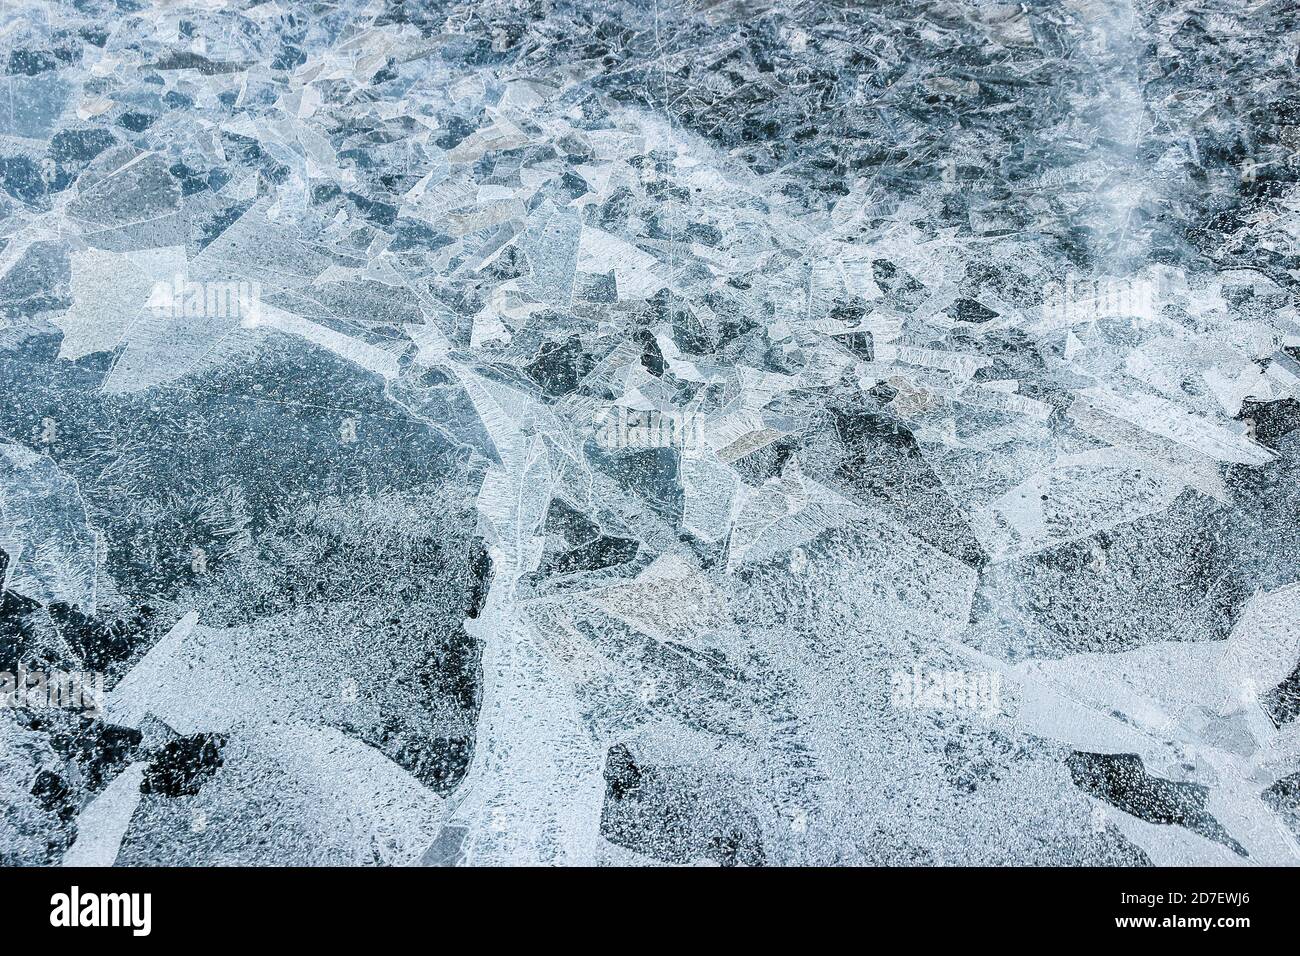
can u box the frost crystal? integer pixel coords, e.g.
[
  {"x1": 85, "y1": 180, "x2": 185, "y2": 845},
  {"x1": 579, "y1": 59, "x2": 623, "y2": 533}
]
[{"x1": 0, "y1": 0, "x2": 1298, "y2": 867}]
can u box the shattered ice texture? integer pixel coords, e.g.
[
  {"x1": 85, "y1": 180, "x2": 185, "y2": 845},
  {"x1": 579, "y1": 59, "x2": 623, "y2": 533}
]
[{"x1": 1, "y1": 0, "x2": 1299, "y2": 866}]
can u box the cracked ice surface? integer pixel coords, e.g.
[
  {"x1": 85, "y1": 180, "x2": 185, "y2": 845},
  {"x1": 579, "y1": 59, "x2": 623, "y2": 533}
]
[{"x1": 1, "y1": 0, "x2": 1300, "y2": 866}]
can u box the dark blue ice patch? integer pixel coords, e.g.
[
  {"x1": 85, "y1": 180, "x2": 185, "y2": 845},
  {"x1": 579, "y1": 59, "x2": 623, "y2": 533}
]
[{"x1": 141, "y1": 734, "x2": 228, "y2": 798}]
